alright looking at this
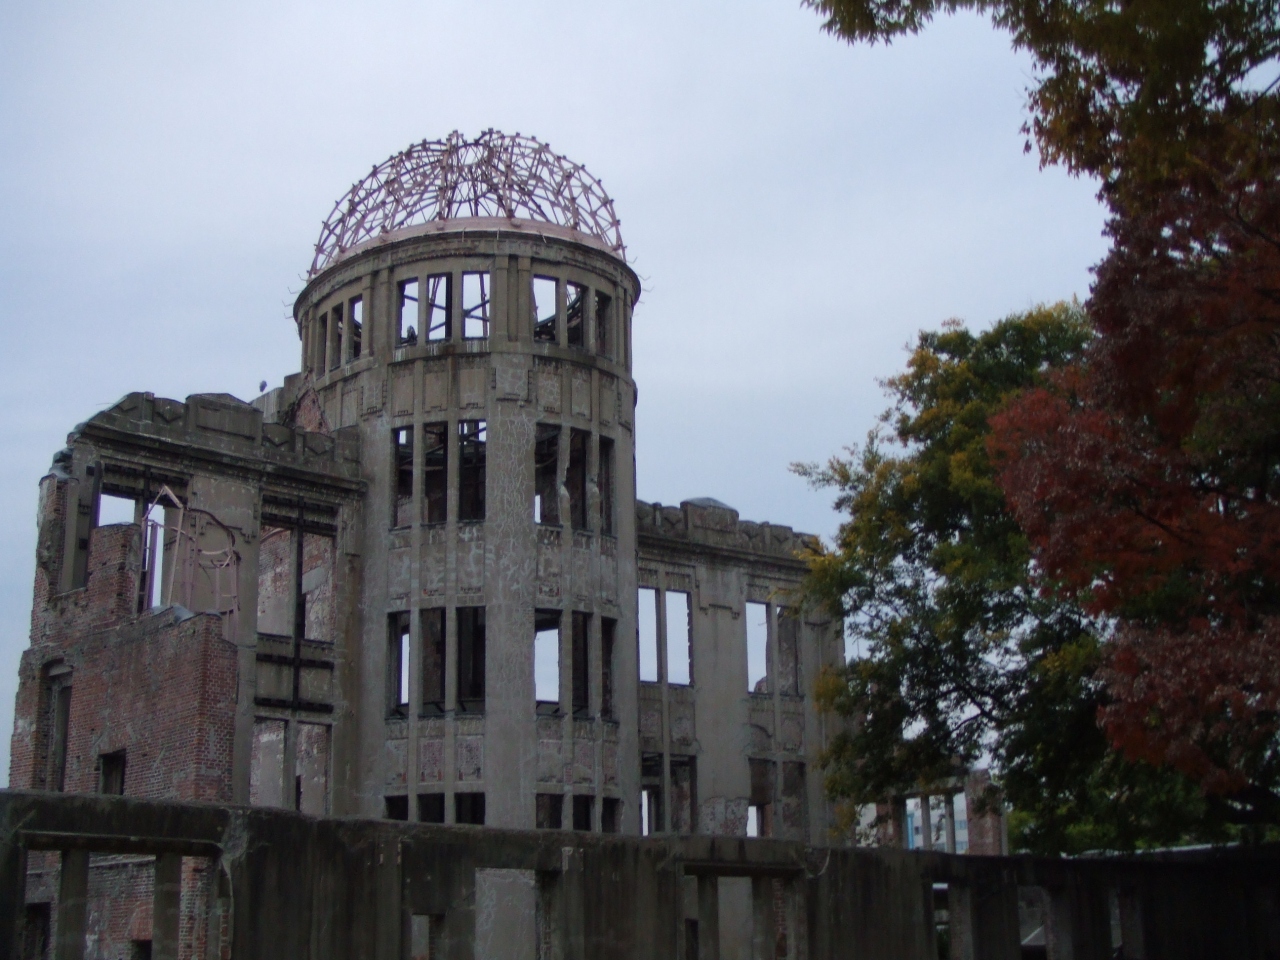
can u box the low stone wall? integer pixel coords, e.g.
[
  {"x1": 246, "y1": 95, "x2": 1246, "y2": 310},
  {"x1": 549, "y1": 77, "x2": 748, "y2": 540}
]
[{"x1": 1, "y1": 791, "x2": 1276, "y2": 960}]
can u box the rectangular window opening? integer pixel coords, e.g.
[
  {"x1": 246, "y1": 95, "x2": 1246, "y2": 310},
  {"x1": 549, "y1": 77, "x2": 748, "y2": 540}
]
[
  {"x1": 97, "y1": 492, "x2": 136, "y2": 526},
  {"x1": 641, "y1": 752, "x2": 663, "y2": 835},
  {"x1": 595, "y1": 290, "x2": 613, "y2": 357},
  {"x1": 330, "y1": 303, "x2": 344, "y2": 370},
  {"x1": 666, "y1": 590, "x2": 691, "y2": 686},
  {"x1": 572, "y1": 794, "x2": 593, "y2": 831},
  {"x1": 457, "y1": 606, "x2": 486, "y2": 713},
  {"x1": 746, "y1": 601, "x2": 770, "y2": 693},
  {"x1": 598, "y1": 437, "x2": 615, "y2": 536},
  {"x1": 536, "y1": 793, "x2": 564, "y2": 829},
  {"x1": 425, "y1": 274, "x2": 451, "y2": 341},
  {"x1": 421, "y1": 608, "x2": 445, "y2": 714},
  {"x1": 534, "y1": 424, "x2": 560, "y2": 525},
  {"x1": 385, "y1": 795, "x2": 409, "y2": 821},
  {"x1": 349, "y1": 296, "x2": 363, "y2": 359},
  {"x1": 458, "y1": 420, "x2": 486, "y2": 521},
  {"x1": 749, "y1": 758, "x2": 776, "y2": 837},
  {"x1": 638, "y1": 587, "x2": 659, "y2": 682},
  {"x1": 316, "y1": 313, "x2": 329, "y2": 372},
  {"x1": 572, "y1": 611, "x2": 590, "y2": 717},
  {"x1": 394, "y1": 427, "x2": 414, "y2": 527},
  {"x1": 398, "y1": 279, "x2": 419, "y2": 345},
  {"x1": 418, "y1": 793, "x2": 445, "y2": 823},
  {"x1": 567, "y1": 429, "x2": 589, "y2": 531},
  {"x1": 389, "y1": 612, "x2": 410, "y2": 717},
  {"x1": 535, "y1": 609, "x2": 561, "y2": 713},
  {"x1": 670, "y1": 755, "x2": 697, "y2": 835},
  {"x1": 602, "y1": 797, "x2": 621, "y2": 833},
  {"x1": 532, "y1": 276, "x2": 557, "y2": 342},
  {"x1": 422, "y1": 423, "x2": 448, "y2": 524},
  {"x1": 100, "y1": 749, "x2": 126, "y2": 796},
  {"x1": 565, "y1": 282, "x2": 586, "y2": 348},
  {"x1": 455, "y1": 792, "x2": 485, "y2": 825},
  {"x1": 601, "y1": 617, "x2": 616, "y2": 720},
  {"x1": 462, "y1": 271, "x2": 490, "y2": 339}
]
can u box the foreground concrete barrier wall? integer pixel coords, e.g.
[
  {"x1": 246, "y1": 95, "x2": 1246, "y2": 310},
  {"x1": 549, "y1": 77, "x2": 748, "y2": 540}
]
[{"x1": 2, "y1": 791, "x2": 1277, "y2": 960}]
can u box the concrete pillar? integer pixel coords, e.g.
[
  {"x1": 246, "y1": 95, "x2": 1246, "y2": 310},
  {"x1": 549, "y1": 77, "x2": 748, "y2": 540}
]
[
  {"x1": 948, "y1": 884, "x2": 975, "y2": 960},
  {"x1": 751, "y1": 877, "x2": 776, "y2": 960},
  {"x1": 152, "y1": 853, "x2": 182, "y2": 960},
  {"x1": 697, "y1": 876, "x2": 720, "y2": 960},
  {"x1": 919, "y1": 795, "x2": 933, "y2": 851},
  {"x1": 944, "y1": 793, "x2": 958, "y2": 854},
  {"x1": 54, "y1": 849, "x2": 88, "y2": 960}
]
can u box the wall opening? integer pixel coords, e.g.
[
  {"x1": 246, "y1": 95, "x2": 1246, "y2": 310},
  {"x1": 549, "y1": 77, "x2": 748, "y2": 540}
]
[
  {"x1": 462, "y1": 272, "x2": 490, "y2": 339},
  {"x1": 602, "y1": 797, "x2": 621, "y2": 833},
  {"x1": 534, "y1": 609, "x2": 561, "y2": 713},
  {"x1": 748, "y1": 758, "x2": 776, "y2": 837},
  {"x1": 458, "y1": 421, "x2": 486, "y2": 521},
  {"x1": 572, "y1": 794, "x2": 593, "y2": 831},
  {"x1": 422, "y1": 607, "x2": 446, "y2": 714},
  {"x1": 330, "y1": 303, "x2": 344, "y2": 371},
  {"x1": 317, "y1": 312, "x2": 329, "y2": 370},
  {"x1": 425, "y1": 274, "x2": 451, "y2": 341},
  {"x1": 394, "y1": 427, "x2": 414, "y2": 527},
  {"x1": 599, "y1": 436, "x2": 615, "y2": 535},
  {"x1": 388, "y1": 612, "x2": 411, "y2": 717},
  {"x1": 398, "y1": 279, "x2": 419, "y2": 345},
  {"x1": 534, "y1": 424, "x2": 560, "y2": 525},
  {"x1": 641, "y1": 752, "x2": 664, "y2": 834},
  {"x1": 533, "y1": 276, "x2": 557, "y2": 342},
  {"x1": 97, "y1": 493, "x2": 136, "y2": 526},
  {"x1": 35, "y1": 661, "x2": 72, "y2": 791},
  {"x1": 601, "y1": 617, "x2": 616, "y2": 720},
  {"x1": 666, "y1": 590, "x2": 691, "y2": 685},
  {"x1": 638, "y1": 588, "x2": 659, "y2": 682},
  {"x1": 595, "y1": 289, "x2": 612, "y2": 357},
  {"x1": 250, "y1": 717, "x2": 287, "y2": 807},
  {"x1": 349, "y1": 296, "x2": 362, "y2": 358},
  {"x1": 572, "y1": 611, "x2": 590, "y2": 717},
  {"x1": 99, "y1": 749, "x2": 126, "y2": 795},
  {"x1": 385, "y1": 795, "x2": 409, "y2": 820},
  {"x1": 457, "y1": 606, "x2": 486, "y2": 713},
  {"x1": 295, "y1": 721, "x2": 330, "y2": 815},
  {"x1": 746, "y1": 602, "x2": 769, "y2": 693},
  {"x1": 455, "y1": 792, "x2": 485, "y2": 825},
  {"x1": 422, "y1": 423, "x2": 447, "y2": 524},
  {"x1": 566, "y1": 281, "x2": 586, "y2": 348},
  {"x1": 670, "y1": 755, "x2": 696, "y2": 834},
  {"x1": 567, "y1": 429, "x2": 589, "y2": 530},
  {"x1": 536, "y1": 793, "x2": 563, "y2": 829},
  {"x1": 418, "y1": 793, "x2": 445, "y2": 824}
]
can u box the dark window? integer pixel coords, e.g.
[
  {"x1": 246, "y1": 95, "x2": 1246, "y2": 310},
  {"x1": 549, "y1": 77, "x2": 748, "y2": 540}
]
[
  {"x1": 457, "y1": 607, "x2": 486, "y2": 713},
  {"x1": 100, "y1": 749, "x2": 126, "y2": 796},
  {"x1": 425, "y1": 274, "x2": 451, "y2": 341},
  {"x1": 458, "y1": 421, "x2": 486, "y2": 521},
  {"x1": 534, "y1": 423, "x2": 560, "y2": 525},
  {"x1": 566, "y1": 282, "x2": 586, "y2": 348},
  {"x1": 572, "y1": 794, "x2": 593, "y2": 831},
  {"x1": 20, "y1": 902, "x2": 50, "y2": 960},
  {"x1": 421, "y1": 608, "x2": 445, "y2": 714},
  {"x1": 455, "y1": 792, "x2": 485, "y2": 825},
  {"x1": 572, "y1": 611, "x2": 590, "y2": 718},
  {"x1": 462, "y1": 272, "x2": 490, "y2": 339},
  {"x1": 601, "y1": 618, "x2": 616, "y2": 720},
  {"x1": 398, "y1": 279, "x2": 419, "y2": 345},
  {"x1": 748, "y1": 758, "x2": 776, "y2": 838},
  {"x1": 641, "y1": 752, "x2": 664, "y2": 834},
  {"x1": 418, "y1": 793, "x2": 445, "y2": 824},
  {"x1": 349, "y1": 296, "x2": 363, "y2": 359},
  {"x1": 316, "y1": 313, "x2": 328, "y2": 372},
  {"x1": 38, "y1": 663, "x2": 72, "y2": 792},
  {"x1": 385, "y1": 795, "x2": 409, "y2": 821},
  {"x1": 670, "y1": 755, "x2": 697, "y2": 835},
  {"x1": 422, "y1": 423, "x2": 447, "y2": 523},
  {"x1": 598, "y1": 436, "x2": 615, "y2": 536},
  {"x1": 567, "y1": 429, "x2": 589, "y2": 531},
  {"x1": 330, "y1": 303, "x2": 344, "y2": 370},
  {"x1": 388, "y1": 612, "x2": 410, "y2": 717},
  {"x1": 534, "y1": 609, "x2": 561, "y2": 714},
  {"x1": 601, "y1": 797, "x2": 621, "y2": 834},
  {"x1": 533, "y1": 276, "x2": 557, "y2": 342},
  {"x1": 536, "y1": 793, "x2": 563, "y2": 829},
  {"x1": 394, "y1": 427, "x2": 414, "y2": 527},
  {"x1": 131, "y1": 942, "x2": 152, "y2": 960},
  {"x1": 595, "y1": 290, "x2": 613, "y2": 357}
]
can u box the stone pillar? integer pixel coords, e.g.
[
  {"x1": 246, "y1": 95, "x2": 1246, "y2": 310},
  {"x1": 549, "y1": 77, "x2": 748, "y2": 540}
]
[
  {"x1": 54, "y1": 849, "x2": 88, "y2": 960},
  {"x1": 944, "y1": 793, "x2": 958, "y2": 854},
  {"x1": 152, "y1": 853, "x2": 182, "y2": 960},
  {"x1": 919, "y1": 795, "x2": 933, "y2": 850}
]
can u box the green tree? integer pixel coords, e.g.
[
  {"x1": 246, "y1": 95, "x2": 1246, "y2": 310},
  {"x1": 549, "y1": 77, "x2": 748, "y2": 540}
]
[{"x1": 797, "y1": 304, "x2": 1231, "y2": 853}]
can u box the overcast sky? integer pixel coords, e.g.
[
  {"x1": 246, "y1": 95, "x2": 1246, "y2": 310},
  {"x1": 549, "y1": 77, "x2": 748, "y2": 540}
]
[{"x1": 0, "y1": 0, "x2": 1108, "y2": 782}]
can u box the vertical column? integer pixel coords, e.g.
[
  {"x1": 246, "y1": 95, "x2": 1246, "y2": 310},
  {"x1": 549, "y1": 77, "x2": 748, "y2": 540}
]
[
  {"x1": 657, "y1": 582, "x2": 672, "y2": 833},
  {"x1": 152, "y1": 853, "x2": 182, "y2": 960},
  {"x1": 697, "y1": 876, "x2": 720, "y2": 960},
  {"x1": 919, "y1": 795, "x2": 933, "y2": 851},
  {"x1": 750, "y1": 878, "x2": 776, "y2": 960},
  {"x1": 944, "y1": 793, "x2": 958, "y2": 854},
  {"x1": 54, "y1": 849, "x2": 88, "y2": 960}
]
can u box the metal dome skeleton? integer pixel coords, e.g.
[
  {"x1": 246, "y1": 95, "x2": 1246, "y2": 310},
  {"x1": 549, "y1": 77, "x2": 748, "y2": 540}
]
[{"x1": 309, "y1": 131, "x2": 625, "y2": 276}]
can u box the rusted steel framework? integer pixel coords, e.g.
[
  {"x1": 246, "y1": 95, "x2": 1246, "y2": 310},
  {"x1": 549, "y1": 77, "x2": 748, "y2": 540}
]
[{"x1": 310, "y1": 130, "x2": 625, "y2": 275}]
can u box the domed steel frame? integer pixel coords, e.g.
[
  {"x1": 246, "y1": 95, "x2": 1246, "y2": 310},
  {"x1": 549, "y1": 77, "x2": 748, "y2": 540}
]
[{"x1": 309, "y1": 130, "x2": 625, "y2": 276}]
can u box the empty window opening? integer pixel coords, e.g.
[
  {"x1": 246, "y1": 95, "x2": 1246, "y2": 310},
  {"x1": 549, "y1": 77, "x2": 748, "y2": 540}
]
[
  {"x1": 641, "y1": 752, "x2": 664, "y2": 835},
  {"x1": 598, "y1": 437, "x2": 615, "y2": 536},
  {"x1": 670, "y1": 755, "x2": 696, "y2": 834},
  {"x1": 99, "y1": 749, "x2": 126, "y2": 795},
  {"x1": 602, "y1": 797, "x2": 621, "y2": 833},
  {"x1": 572, "y1": 611, "x2": 590, "y2": 717},
  {"x1": 666, "y1": 590, "x2": 692, "y2": 686},
  {"x1": 97, "y1": 492, "x2": 136, "y2": 526},
  {"x1": 535, "y1": 609, "x2": 561, "y2": 712},
  {"x1": 131, "y1": 941, "x2": 153, "y2": 960},
  {"x1": 533, "y1": 276, "x2": 557, "y2": 342},
  {"x1": 534, "y1": 424, "x2": 560, "y2": 525},
  {"x1": 638, "y1": 587, "x2": 659, "y2": 682},
  {"x1": 422, "y1": 423, "x2": 447, "y2": 524},
  {"x1": 316, "y1": 313, "x2": 329, "y2": 371},
  {"x1": 389, "y1": 612, "x2": 411, "y2": 717},
  {"x1": 572, "y1": 794, "x2": 593, "y2": 831},
  {"x1": 595, "y1": 290, "x2": 613, "y2": 357},
  {"x1": 330, "y1": 303, "x2": 344, "y2": 370},
  {"x1": 455, "y1": 792, "x2": 485, "y2": 825},
  {"x1": 349, "y1": 296, "x2": 363, "y2": 359},
  {"x1": 601, "y1": 617, "x2": 617, "y2": 720},
  {"x1": 37, "y1": 662, "x2": 72, "y2": 791},
  {"x1": 458, "y1": 420, "x2": 486, "y2": 521},
  {"x1": 777, "y1": 608, "x2": 800, "y2": 696},
  {"x1": 296, "y1": 721, "x2": 330, "y2": 816},
  {"x1": 746, "y1": 602, "x2": 770, "y2": 693},
  {"x1": 462, "y1": 272, "x2": 490, "y2": 339},
  {"x1": 398, "y1": 279, "x2": 419, "y2": 345},
  {"x1": 567, "y1": 429, "x2": 589, "y2": 530},
  {"x1": 394, "y1": 427, "x2": 414, "y2": 527},
  {"x1": 141, "y1": 499, "x2": 169, "y2": 610},
  {"x1": 565, "y1": 281, "x2": 586, "y2": 348},
  {"x1": 422, "y1": 608, "x2": 445, "y2": 714},
  {"x1": 536, "y1": 793, "x2": 563, "y2": 829},
  {"x1": 20, "y1": 902, "x2": 50, "y2": 960},
  {"x1": 457, "y1": 606, "x2": 486, "y2": 713},
  {"x1": 748, "y1": 758, "x2": 776, "y2": 837},
  {"x1": 385, "y1": 795, "x2": 409, "y2": 821},
  {"x1": 418, "y1": 793, "x2": 445, "y2": 823},
  {"x1": 425, "y1": 273, "x2": 451, "y2": 341}
]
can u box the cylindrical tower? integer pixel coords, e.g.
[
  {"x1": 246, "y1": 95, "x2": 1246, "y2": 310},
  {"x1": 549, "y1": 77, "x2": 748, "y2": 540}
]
[{"x1": 293, "y1": 132, "x2": 641, "y2": 831}]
